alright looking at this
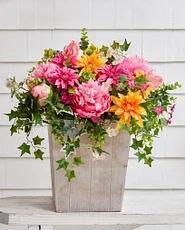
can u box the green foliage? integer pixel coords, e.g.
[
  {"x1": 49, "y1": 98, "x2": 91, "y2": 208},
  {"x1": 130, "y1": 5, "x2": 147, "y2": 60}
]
[
  {"x1": 65, "y1": 170, "x2": 76, "y2": 182},
  {"x1": 80, "y1": 72, "x2": 96, "y2": 83},
  {"x1": 99, "y1": 45, "x2": 109, "y2": 55},
  {"x1": 33, "y1": 136, "x2": 44, "y2": 145},
  {"x1": 73, "y1": 157, "x2": 84, "y2": 167},
  {"x1": 56, "y1": 158, "x2": 69, "y2": 171},
  {"x1": 120, "y1": 39, "x2": 131, "y2": 51},
  {"x1": 34, "y1": 149, "x2": 44, "y2": 160},
  {"x1": 135, "y1": 75, "x2": 149, "y2": 86},
  {"x1": 18, "y1": 143, "x2": 31, "y2": 156},
  {"x1": 80, "y1": 28, "x2": 89, "y2": 51}
]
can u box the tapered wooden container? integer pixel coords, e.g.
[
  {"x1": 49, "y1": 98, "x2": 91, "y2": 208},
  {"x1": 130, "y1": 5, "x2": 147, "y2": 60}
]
[{"x1": 48, "y1": 126, "x2": 130, "y2": 212}]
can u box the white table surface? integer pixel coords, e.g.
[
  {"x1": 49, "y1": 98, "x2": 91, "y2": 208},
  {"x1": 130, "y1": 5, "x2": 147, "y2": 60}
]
[{"x1": 0, "y1": 195, "x2": 185, "y2": 227}]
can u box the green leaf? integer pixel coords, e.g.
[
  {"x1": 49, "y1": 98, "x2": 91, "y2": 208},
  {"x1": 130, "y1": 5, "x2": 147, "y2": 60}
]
[
  {"x1": 144, "y1": 146, "x2": 153, "y2": 155},
  {"x1": 73, "y1": 157, "x2": 84, "y2": 167},
  {"x1": 135, "y1": 152, "x2": 146, "y2": 162},
  {"x1": 144, "y1": 157, "x2": 154, "y2": 167},
  {"x1": 56, "y1": 158, "x2": 69, "y2": 171},
  {"x1": 18, "y1": 142, "x2": 31, "y2": 156},
  {"x1": 34, "y1": 149, "x2": 44, "y2": 160},
  {"x1": 99, "y1": 45, "x2": 109, "y2": 55},
  {"x1": 65, "y1": 169, "x2": 76, "y2": 182},
  {"x1": 10, "y1": 125, "x2": 17, "y2": 135},
  {"x1": 120, "y1": 39, "x2": 131, "y2": 51},
  {"x1": 111, "y1": 40, "x2": 120, "y2": 50},
  {"x1": 5, "y1": 110, "x2": 17, "y2": 121},
  {"x1": 160, "y1": 118, "x2": 167, "y2": 126},
  {"x1": 74, "y1": 138, "x2": 80, "y2": 148},
  {"x1": 135, "y1": 75, "x2": 149, "y2": 86},
  {"x1": 86, "y1": 44, "x2": 97, "y2": 55},
  {"x1": 130, "y1": 138, "x2": 143, "y2": 150},
  {"x1": 32, "y1": 135, "x2": 44, "y2": 145},
  {"x1": 119, "y1": 74, "x2": 127, "y2": 83},
  {"x1": 154, "y1": 128, "x2": 160, "y2": 136}
]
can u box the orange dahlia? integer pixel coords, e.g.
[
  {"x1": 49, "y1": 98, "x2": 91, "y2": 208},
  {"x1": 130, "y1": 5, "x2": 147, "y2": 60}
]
[
  {"x1": 77, "y1": 53, "x2": 106, "y2": 75},
  {"x1": 109, "y1": 90, "x2": 147, "y2": 128}
]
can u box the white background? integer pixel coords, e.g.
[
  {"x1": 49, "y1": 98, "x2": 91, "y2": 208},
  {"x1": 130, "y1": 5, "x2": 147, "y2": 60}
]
[{"x1": 0, "y1": 0, "x2": 185, "y2": 229}]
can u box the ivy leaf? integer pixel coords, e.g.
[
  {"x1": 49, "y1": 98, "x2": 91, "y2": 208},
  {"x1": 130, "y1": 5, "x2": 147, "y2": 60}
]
[
  {"x1": 10, "y1": 125, "x2": 17, "y2": 135},
  {"x1": 154, "y1": 128, "x2": 159, "y2": 136},
  {"x1": 99, "y1": 45, "x2": 109, "y2": 55},
  {"x1": 5, "y1": 110, "x2": 17, "y2": 121},
  {"x1": 130, "y1": 138, "x2": 143, "y2": 150},
  {"x1": 144, "y1": 157, "x2": 154, "y2": 167},
  {"x1": 18, "y1": 142, "x2": 31, "y2": 156},
  {"x1": 144, "y1": 146, "x2": 153, "y2": 155},
  {"x1": 111, "y1": 40, "x2": 120, "y2": 49},
  {"x1": 120, "y1": 39, "x2": 131, "y2": 51},
  {"x1": 65, "y1": 169, "x2": 76, "y2": 182},
  {"x1": 73, "y1": 157, "x2": 84, "y2": 167},
  {"x1": 135, "y1": 152, "x2": 146, "y2": 162},
  {"x1": 32, "y1": 135, "x2": 44, "y2": 145},
  {"x1": 34, "y1": 149, "x2": 44, "y2": 160},
  {"x1": 56, "y1": 158, "x2": 69, "y2": 171}
]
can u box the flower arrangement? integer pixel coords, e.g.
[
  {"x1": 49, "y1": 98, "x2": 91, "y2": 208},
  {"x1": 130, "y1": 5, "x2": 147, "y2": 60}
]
[{"x1": 6, "y1": 29, "x2": 180, "y2": 181}]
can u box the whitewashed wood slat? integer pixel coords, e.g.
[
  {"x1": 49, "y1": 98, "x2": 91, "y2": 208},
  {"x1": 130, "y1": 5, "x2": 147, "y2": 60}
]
[
  {"x1": 1, "y1": 196, "x2": 185, "y2": 226},
  {"x1": 48, "y1": 126, "x2": 130, "y2": 212},
  {"x1": 28, "y1": 227, "x2": 53, "y2": 230}
]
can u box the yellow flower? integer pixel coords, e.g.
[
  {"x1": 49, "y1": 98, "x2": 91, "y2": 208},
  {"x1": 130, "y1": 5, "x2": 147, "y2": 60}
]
[
  {"x1": 77, "y1": 53, "x2": 106, "y2": 75},
  {"x1": 142, "y1": 86, "x2": 153, "y2": 99},
  {"x1": 109, "y1": 90, "x2": 147, "y2": 128}
]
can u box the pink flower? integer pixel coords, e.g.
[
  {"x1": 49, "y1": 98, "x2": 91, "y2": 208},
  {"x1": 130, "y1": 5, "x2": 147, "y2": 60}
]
[
  {"x1": 64, "y1": 40, "x2": 79, "y2": 56},
  {"x1": 140, "y1": 83, "x2": 149, "y2": 91},
  {"x1": 127, "y1": 80, "x2": 136, "y2": 88},
  {"x1": 121, "y1": 56, "x2": 153, "y2": 76},
  {"x1": 97, "y1": 64, "x2": 127, "y2": 87},
  {"x1": 60, "y1": 89, "x2": 72, "y2": 105},
  {"x1": 50, "y1": 53, "x2": 65, "y2": 68},
  {"x1": 171, "y1": 104, "x2": 176, "y2": 112},
  {"x1": 154, "y1": 106, "x2": 163, "y2": 115},
  {"x1": 167, "y1": 118, "x2": 172, "y2": 124},
  {"x1": 31, "y1": 83, "x2": 50, "y2": 106},
  {"x1": 47, "y1": 66, "x2": 79, "y2": 89},
  {"x1": 31, "y1": 62, "x2": 60, "y2": 80},
  {"x1": 146, "y1": 75, "x2": 163, "y2": 90},
  {"x1": 72, "y1": 79, "x2": 111, "y2": 123}
]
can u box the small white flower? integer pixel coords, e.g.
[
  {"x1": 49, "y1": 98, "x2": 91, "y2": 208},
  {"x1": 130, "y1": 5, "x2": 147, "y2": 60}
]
[
  {"x1": 102, "y1": 78, "x2": 112, "y2": 91},
  {"x1": 92, "y1": 151, "x2": 105, "y2": 161},
  {"x1": 106, "y1": 127, "x2": 119, "y2": 137}
]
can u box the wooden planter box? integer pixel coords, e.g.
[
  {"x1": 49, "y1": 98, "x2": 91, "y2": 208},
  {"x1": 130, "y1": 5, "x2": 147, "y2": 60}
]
[{"x1": 48, "y1": 126, "x2": 130, "y2": 212}]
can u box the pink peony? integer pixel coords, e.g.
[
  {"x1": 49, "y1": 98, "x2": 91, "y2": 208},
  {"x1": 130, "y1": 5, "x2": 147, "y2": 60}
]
[
  {"x1": 121, "y1": 56, "x2": 153, "y2": 76},
  {"x1": 31, "y1": 83, "x2": 50, "y2": 106},
  {"x1": 72, "y1": 79, "x2": 111, "y2": 123},
  {"x1": 31, "y1": 62, "x2": 60, "y2": 80},
  {"x1": 64, "y1": 40, "x2": 79, "y2": 56},
  {"x1": 97, "y1": 64, "x2": 127, "y2": 87},
  {"x1": 47, "y1": 66, "x2": 79, "y2": 89},
  {"x1": 146, "y1": 75, "x2": 163, "y2": 90},
  {"x1": 60, "y1": 89, "x2": 72, "y2": 105}
]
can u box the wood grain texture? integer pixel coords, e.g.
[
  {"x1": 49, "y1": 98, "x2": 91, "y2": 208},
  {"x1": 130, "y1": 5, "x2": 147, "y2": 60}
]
[
  {"x1": 48, "y1": 126, "x2": 70, "y2": 212},
  {"x1": 48, "y1": 128, "x2": 130, "y2": 212},
  {"x1": 1, "y1": 196, "x2": 185, "y2": 226}
]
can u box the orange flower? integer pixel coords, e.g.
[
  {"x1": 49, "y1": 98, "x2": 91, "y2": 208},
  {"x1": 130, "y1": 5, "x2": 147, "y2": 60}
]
[
  {"x1": 77, "y1": 53, "x2": 106, "y2": 75},
  {"x1": 109, "y1": 90, "x2": 147, "y2": 128}
]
